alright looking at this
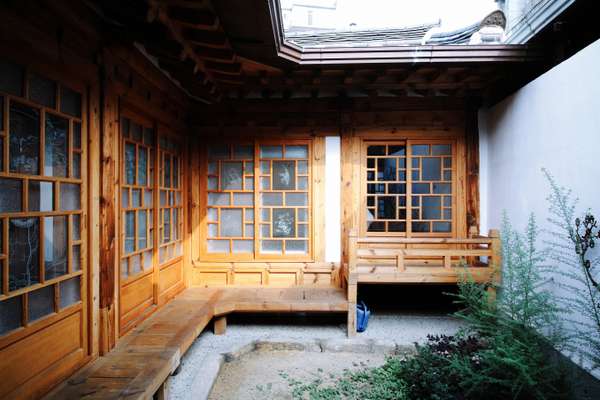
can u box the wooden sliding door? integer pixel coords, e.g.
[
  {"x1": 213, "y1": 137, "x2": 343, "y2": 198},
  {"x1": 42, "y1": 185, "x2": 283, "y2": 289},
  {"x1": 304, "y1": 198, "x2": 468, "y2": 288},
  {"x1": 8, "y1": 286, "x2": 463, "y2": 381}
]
[
  {"x1": 0, "y1": 59, "x2": 89, "y2": 398},
  {"x1": 118, "y1": 112, "x2": 184, "y2": 335}
]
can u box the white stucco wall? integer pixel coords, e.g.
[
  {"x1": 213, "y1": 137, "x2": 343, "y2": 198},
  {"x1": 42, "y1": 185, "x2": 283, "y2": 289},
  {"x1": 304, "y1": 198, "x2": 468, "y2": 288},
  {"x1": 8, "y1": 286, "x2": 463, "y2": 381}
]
[
  {"x1": 479, "y1": 38, "x2": 600, "y2": 375},
  {"x1": 325, "y1": 136, "x2": 341, "y2": 262}
]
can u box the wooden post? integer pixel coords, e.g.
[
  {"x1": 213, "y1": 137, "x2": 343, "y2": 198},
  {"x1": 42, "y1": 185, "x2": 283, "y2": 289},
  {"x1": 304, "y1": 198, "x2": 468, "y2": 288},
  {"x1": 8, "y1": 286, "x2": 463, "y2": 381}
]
[
  {"x1": 467, "y1": 225, "x2": 478, "y2": 266},
  {"x1": 347, "y1": 229, "x2": 358, "y2": 337},
  {"x1": 488, "y1": 229, "x2": 501, "y2": 304},
  {"x1": 213, "y1": 316, "x2": 227, "y2": 335}
]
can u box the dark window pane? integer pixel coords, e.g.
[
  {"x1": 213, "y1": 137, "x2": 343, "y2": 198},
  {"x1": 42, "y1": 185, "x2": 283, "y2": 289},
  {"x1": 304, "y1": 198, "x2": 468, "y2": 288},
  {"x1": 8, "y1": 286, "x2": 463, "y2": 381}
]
[
  {"x1": 433, "y1": 183, "x2": 452, "y2": 194},
  {"x1": 388, "y1": 145, "x2": 405, "y2": 156},
  {"x1": 0, "y1": 60, "x2": 23, "y2": 96},
  {"x1": 399, "y1": 208, "x2": 407, "y2": 219},
  {"x1": 138, "y1": 210, "x2": 147, "y2": 249},
  {"x1": 398, "y1": 171, "x2": 406, "y2": 181},
  {"x1": 121, "y1": 118, "x2": 130, "y2": 138},
  {"x1": 422, "y1": 158, "x2": 441, "y2": 181},
  {"x1": 388, "y1": 184, "x2": 405, "y2": 194},
  {"x1": 443, "y1": 196, "x2": 452, "y2": 207},
  {"x1": 377, "y1": 196, "x2": 396, "y2": 219},
  {"x1": 59, "y1": 276, "x2": 80, "y2": 308},
  {"x1": 28, "y1": 181, "x2": 53, "y2": 212},
  {"x1": 367, "y1": 196, "x2": 374, "y2": 207},
  {"x1": 412, "y1": 197, "x2": 420, "y2": 207},
  {"x1": 163, "y1": 209, "x2": 171, "y2": 243},
  {"x1": 138, "y1": 147, "x2": 147, "y2": 186},
  {"x1": 73, "y1": 122, "x2": 81, "y2": 149},
  {"x1": 60, "y1": 183, "x2": 81, "y2": 210},
  {"x1": 45, "y1": 113, "x2": 68, "y2": 177},
  {"x1": 432, "y1": 144, "x2": 451, "y2": 156},
  {"x1": 412, "y1": 183, "x2": 430, "y2": 194},
  {"x1": 389, "y1": 222, "x2": 406, "y2": 232},
  {"x1": 28, "y1": 285, "x2": 54, "y2": 322},
  {"x1": 10, "y1": 102, "x2": 40, "y2": 175},
  {"x1": 0, "y1": 178, "x2": 22, "y2": 212},
  {"x1": 0, "y1": 97, "x2": 4, "y2": 131},
  {"x1": 412, "y1": 222, "x2": 431, "y2": 232},
  {"x1": 272, "y1": 161, "x2": 295, "y2": 190},
  {"x1": 367, "y1": 146, "x2": 385, "y2": 156},
  {"x1": 377, "y1": 158, "x2": 396, "y2": 181},
  {"x1": 443, "y1": 157, "x2": 452, "y2": 168},
  {"x1": 367, "y1": 158, "x2": 375, "y2": 168},
  {"x1": 422, "y1": 196, "x2": 442, "y2": 219},
  {"x1": 143, "y1": 127, "x2": 154, "y2": 146},
  {"x1": 367, "y1": 183, "x2": 385, "y2": 194},
  {"x1": 398, "y1": 196, "x2": 406, "y2": 206},
  {"x1": 412, "y1": 145, "x2": 429, "y2": 156},
  {"x1": 0, "y1": 295, "x2": 22, "y2": 335},
  {"x1": 234, "y1": 145, "x2": 253, "y2": 159},
  {"x1": 125, "y1": 143, "x2": 136, "y2": 185},
  {"x1": 164, "y1": 155, "x2": 171, "y2": 188},
  {"x1": 367, "y1": 171, "x2": 375, "y2": 181},
  {"x1": 433, "y1": 222, "x2": 452, "y2": 233},
  {"x1": 29, "y1": 73, "x2": 56, "y2": 108},
  {"x1": 173, "y1": 157, "x2": 179, "y2": 189},
  {"x1": 73, "y1": 153, "x2": 81, "y2": 179},
  {"x1": 131, "y1": 123, "x2": 142, "y2": 142},
  {"x1": 367, "y1": 221, "x2": 385, "y2": 232},
  {"x1": 444, "y1": 208, "x2": 452, "y2": 219},
  {"x1": 411, "y1": 158, "x2": 419, "y2": 168},
  {"x1": 273, "y1": 208, "x2": 295, "y2": 238},
  {"x1": 9, "y1": 217, "x2": 40, "y2": 291},
  {"x1": 125, "y1": 211, "x2": 134, "y2": 253},
  {"x1": 412, "y1": 209, "x2": 420, "y2": 219},
  {"x1": 412, "y1": 170, "x2": 419, "y2": 181},
  {"x1": 44, "y1": 216, "x2": 67, "y2": 280},
  {"x1": 208, "y1": 144, "x2": 228, "y2": 160},
  {"x1": 60, "y1": 86, "x2": 81, "y2": 117}
]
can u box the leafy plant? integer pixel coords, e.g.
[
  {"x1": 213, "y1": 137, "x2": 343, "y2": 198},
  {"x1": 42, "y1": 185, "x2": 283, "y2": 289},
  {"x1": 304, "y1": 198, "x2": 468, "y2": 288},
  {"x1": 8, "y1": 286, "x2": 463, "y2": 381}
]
[{"x1": 544, "y1": 168, "x2": 600, "y2": 370}]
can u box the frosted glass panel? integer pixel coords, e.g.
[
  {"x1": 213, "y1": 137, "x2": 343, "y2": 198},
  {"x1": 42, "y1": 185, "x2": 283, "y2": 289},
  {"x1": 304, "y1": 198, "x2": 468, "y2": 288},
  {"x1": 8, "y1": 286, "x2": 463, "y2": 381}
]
[
  {"x1": 260, "y1": 177, "x2": 270, "y2": 190},
  {"x1": 297, "y1": 161, "x2": 308, "y2": 174},
  {"x1": 297, "y1": 177, "x2": 308, "y2": 190},
  {"x1": 285, "y1": 145, "x2": 308, "y2": 159},
  {"x1": 44, "y1": 216, "x2": 68, "y2": 280},
  {"x1": 260, "y1": 161, "x2": 270, "y2": 174},
  {"x1": 221, "y1": 209, "x2": 243, "y2": 237},
  {"x1": 72, "y1": 244, "x2": 81, "y2": 271},
  {"x1": 298, "y1": 224, "x2": 308, "y2": 238},
  {"x1": 233, "y1": 240, "x2": 253, "y2": 253},
  {"x1": 124, "y1": 211, "x2": 134, "y2": 253},
  {"x1": 208, "y1": 193, "x2": 229, "y2": 206},
  {"x1": 138, "y1": 210, "x2": 147, "y2": 249},
  {"x1": 261, "y1": 208, "x2": 271, "y2": 222},
  {"x1": 233, "y1": 193, "x2": 253, "y2": 206},
  {"x1": 144, "y1": 189, "x2": 153, "y2": 207},
  {"x1": 272, "y1": 161, "x2": 295, "y2": 190},
  {"x1": 221, "y1": 162, "x2": 243, "y2": 190},
  {"x1": 207, "y1": 208, "x2": 218, "y2": 221},
  {"x1": 60, "y1": 183, "x2": 81, "y2": 211},
  {"x1": 208, "y1": 240, "x2": 229, "y2": 253},
  {"x1": 44, "y1": 114, "x2": 68, "y2": 177},
  {"x1": 72, "y1": 214, "x2": 81, "y2": 241},
  {"x1": 245, "y1": 209, "x2": 254, "y2": 222},
  {"x1": 260, "y1": 145, "x2": 282, "y2": 158},
  {"x1": 422, "y1": 158, "x2": 441, "y2": 181},
  {"x1": 261, "y1": 240, "x2": 282, "y2": 254},
  {"x1": 59, "y1": 276, "x2": 81, "y2": 308},
  {"x1": 273, "y1": 208, "x2": 295, "y2": 238},
  {"x1": 208, "y1": 177, "x2": 218, "y2": 190},
  {"x1": 125, "y1": 143, "x2": 136, "y2": 185},
  {"x1": 261, "y1": 193, "x2": 282, "y2": 206},
  {"x1": 143, "y1": 250, "x2": 153, "y2": 269},
  {"x1": 10, "y1": 102, "x2": 40, "y2": 175},
  {"x1": 132, "y1": 189, "x2": 141, "y2": 207},
  {"x1": 9, "y1": 217, "x2": 40, "y2": 290},
  {"x1": 286, "y1": 193, "x2": 307, "y2": 206},
  {"x1": 245, "y1": 224, "x2": 254, "y2": 238},
  {"x1": 286, "y1": 240, "x2": 308, "y2": 254},
  {"x1": 244, "y1": 177, "x2": 254, "y2": 190},
  {"x1": 208, "y1": 224, "x2": 218, "y2": 238},
  {"x1": 298, "y1": 208, "x2": 308, "y2": 222}
]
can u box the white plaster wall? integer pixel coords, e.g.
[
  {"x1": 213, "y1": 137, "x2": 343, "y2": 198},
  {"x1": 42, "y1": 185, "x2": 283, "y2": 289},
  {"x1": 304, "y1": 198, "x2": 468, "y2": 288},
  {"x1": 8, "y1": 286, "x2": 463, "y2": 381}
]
[
  {"x1": 325, "y1": 136, "x2": 341, "y2": 263},
  {"x1": 479, "y1": 38, "x2": 600, "y2": 375}
]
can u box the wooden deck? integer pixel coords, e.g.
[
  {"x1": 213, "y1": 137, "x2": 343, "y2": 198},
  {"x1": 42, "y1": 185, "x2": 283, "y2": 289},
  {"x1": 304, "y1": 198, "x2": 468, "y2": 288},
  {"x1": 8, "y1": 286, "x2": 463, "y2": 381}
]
[{"x1": 44, "y1": 287, "x2": 347, "y2": 400}]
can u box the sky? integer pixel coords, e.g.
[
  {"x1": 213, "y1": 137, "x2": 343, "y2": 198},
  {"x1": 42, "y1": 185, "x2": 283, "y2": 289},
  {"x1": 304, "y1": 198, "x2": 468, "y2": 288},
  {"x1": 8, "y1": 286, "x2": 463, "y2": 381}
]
[{"x1": 282, "y1": 0, "x2": 499, "y2": 31}]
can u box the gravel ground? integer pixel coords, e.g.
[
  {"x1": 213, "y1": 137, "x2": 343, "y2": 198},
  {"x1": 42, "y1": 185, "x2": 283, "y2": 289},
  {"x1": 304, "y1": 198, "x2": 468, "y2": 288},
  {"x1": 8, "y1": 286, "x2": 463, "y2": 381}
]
[{"x1": 166, "y1": 311, "x2": 463, "y2": 399}]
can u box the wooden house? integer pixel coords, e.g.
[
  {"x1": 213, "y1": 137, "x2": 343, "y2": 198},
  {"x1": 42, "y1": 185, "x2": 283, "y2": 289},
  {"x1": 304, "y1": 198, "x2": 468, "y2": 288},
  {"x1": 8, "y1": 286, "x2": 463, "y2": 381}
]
[{"x1": 0, "y1": 0, "x2": 597, "y2": 398}]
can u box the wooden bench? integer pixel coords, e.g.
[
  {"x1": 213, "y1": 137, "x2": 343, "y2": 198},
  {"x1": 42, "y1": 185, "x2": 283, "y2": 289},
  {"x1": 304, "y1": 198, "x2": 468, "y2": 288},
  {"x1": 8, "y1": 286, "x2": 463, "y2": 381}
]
[
  {"x1": 346, "y1": 229, "x2": 501, "y2": 336},
  {"x1": 45, "y1": 286, "x2": 347, "y2": 399}
]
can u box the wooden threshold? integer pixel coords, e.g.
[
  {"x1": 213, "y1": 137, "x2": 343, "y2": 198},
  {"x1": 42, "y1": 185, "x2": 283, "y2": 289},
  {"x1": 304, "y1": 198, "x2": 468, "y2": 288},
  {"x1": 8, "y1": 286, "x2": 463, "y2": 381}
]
[{"x1": 45, "y1": 286, "x2": 347, "y2": 400}]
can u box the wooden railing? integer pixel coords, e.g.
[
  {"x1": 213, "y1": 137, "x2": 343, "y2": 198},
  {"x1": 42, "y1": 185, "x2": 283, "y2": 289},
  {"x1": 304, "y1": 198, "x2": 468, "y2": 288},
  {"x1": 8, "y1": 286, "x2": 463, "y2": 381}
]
[{"x1": 345, "y1": 228, "x2": 501, "y2": 336}]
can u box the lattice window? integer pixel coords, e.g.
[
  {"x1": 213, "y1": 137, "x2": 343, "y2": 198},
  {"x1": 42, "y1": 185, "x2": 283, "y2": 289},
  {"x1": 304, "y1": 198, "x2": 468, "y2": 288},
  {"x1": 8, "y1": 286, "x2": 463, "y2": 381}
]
[
  {"x1": 364, "y1": 140, "x2": 454, "y2": 237},
  {"x1": 120, "y1": 116, "x2": 155, "y2": 280},
  {"x1": 159, "y1": 134, "x2": 183, "y2": 264},
  {"x1": 0, "y1": 59, "x2": 84, "y2": 336},
  {"x1": 203, "y1": 140, "x2": 311, "y2": 260}
]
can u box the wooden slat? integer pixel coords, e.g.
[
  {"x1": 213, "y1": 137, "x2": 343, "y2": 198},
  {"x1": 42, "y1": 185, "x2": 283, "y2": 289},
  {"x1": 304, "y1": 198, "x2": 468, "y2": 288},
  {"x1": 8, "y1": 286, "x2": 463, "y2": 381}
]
[{"x1": 357, "y1": 248, "x2": 492, "y2": 258}]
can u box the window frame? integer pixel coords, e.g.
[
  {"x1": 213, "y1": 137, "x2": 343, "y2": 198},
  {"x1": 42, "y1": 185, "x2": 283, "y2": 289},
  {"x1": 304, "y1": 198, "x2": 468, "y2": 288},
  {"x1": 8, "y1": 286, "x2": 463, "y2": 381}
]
[
  {"x1": 360, "y1": 138, "x2": 457, "y2": 238},
  {"x1": 0, "y1": 61, "x2": 87, "y2": 345},
  {"x1": 200, "y1": 138, "x2": 314, "y2": 262}
]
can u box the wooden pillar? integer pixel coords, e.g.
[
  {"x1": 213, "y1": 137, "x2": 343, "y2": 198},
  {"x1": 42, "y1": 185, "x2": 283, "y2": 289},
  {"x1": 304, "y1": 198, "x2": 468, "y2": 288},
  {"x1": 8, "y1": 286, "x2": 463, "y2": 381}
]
[
  {"x1": 98, "y1": 51, "x2": 120, "y2": 354},
  {"x1": 488, "y1": 229, "x2": 501, "y2": 304},
  {"x1": 347, "y1": 229, "x2": 358, "y2": 337},
  {"x1": 465, "y1": 102, "x2": 480, "y2": 234},
  {"x1": 213, "y1": 316, "x2": 227, "y2": 335}
]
